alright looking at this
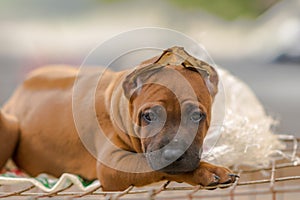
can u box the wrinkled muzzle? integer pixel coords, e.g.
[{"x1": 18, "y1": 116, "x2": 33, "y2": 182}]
[{"x1": 145, "y1": 138, "x2": 201, "y2": 174}]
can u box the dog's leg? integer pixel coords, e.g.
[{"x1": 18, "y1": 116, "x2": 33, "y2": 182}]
[
  {"x1": 0, "y1": 110, "x2": 19, "y2": 169},
  {"x1": 96, "y1": 145, "x2": 236, "y2": 191},
  {"x1": 98, "y1": 156, "x2": 236, "y2": 191},
  {"x1": 97, "y1": 146, "x2": 166, "y2": 191}
]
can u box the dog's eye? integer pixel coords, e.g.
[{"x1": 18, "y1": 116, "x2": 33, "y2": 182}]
[
  {"x1": 142, "y1": 110, "x2": 157, "y2": 123},
  {"x1": 190, "y1": 111, "x2": 205, "y2": 123}
]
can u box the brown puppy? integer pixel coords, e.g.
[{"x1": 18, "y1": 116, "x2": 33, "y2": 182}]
[{"x1": 0, "y1": 47, "x2": 236, "y2": 191}]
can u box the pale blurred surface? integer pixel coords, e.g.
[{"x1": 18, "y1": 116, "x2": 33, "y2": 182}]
[{"x1": 0, "y1": 0, "x2": 299, "y2": 135}]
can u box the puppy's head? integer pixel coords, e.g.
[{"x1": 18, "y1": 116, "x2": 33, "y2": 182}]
[{"x1": 122, "y1": 47, "x2": 218, "y2": 174}]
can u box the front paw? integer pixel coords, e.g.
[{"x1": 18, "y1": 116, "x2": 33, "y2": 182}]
[{"x1": 177, "y1": 162, "x2": 238, "y2": 188}]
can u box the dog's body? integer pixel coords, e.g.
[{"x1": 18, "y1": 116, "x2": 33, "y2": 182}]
[
  {"x1": 1, "y1": 67, "x2": 99, "y2": 179},
  {"x1": 0, "y1": 47, "x2": 236, "y2": 191}
]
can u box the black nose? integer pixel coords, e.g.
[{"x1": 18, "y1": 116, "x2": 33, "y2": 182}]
[{"x1": 162, "y1": 148, "x2": 185, "y2": 161}]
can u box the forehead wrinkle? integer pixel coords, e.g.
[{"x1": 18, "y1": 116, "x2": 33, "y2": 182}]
[
  {"x1": 132, "y1": 66, "x2": 212, "y2": 113},
  {"x1": 141, "y1": 84, "x2": 163, "y2": 99},
  {"x1": 147, "y1": 86, "x2": 177, "y2": 103},
  {"x1": 137, "y1": 84, "x2": 180, "y2": 112}
]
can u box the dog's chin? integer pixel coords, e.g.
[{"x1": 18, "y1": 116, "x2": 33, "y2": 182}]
[
  {"x1": 148, "y1": 157, "x2": 200, "y2": 174},
  {"x1": 159, "y1": 163, "x2": 199, "y2": 174}
]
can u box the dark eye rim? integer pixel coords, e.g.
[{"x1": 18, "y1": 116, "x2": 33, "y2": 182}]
[
  {"x1": 141, "y1": 110, "x2": 158, "y2": 123},
  {"x1": 190, "y1": 111, "x2": 206, "y2": 123}
]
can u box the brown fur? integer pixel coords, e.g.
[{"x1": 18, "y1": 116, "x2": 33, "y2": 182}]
[{"x1": 0, "y1": 47, "x2": 236, "y2": 191}]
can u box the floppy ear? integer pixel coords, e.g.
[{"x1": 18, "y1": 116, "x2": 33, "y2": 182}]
[
  {"x1": 122, "y1": 49, "x2": 177, "y2": 99},
  {"x1": 122, "y1": 62, "x2": 164, "y2": 100},
  {"x1": 122, "y1": 48, "x2": 180, "y2": 99},
  {"x1": 167, "y1": 46, "x2": 219, "y2": 100},
  {"x1": 202, "y1": 65, "x2": 218, "y2": 100},
  {"x1": 183, "y1": 59, "x2": 219, "y2": 100}
]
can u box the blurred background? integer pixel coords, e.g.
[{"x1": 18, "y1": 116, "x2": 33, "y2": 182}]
[{"x1": 0, "y1": 0, "x2": 299, "y2": 135}]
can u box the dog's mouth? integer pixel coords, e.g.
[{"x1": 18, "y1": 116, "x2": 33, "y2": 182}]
[
  {"x1": 145, "y1": 148, "x2": 200, "y2": 174},
  {"x1": 158, "y1": 155, "x2": 200, "y2": 174}
]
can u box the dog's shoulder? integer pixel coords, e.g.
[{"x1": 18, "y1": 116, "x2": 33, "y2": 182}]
[{"x1": 23, "y1": 65, "x2": 78, "y2": 90}]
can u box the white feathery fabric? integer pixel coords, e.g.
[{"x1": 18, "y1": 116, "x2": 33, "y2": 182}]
[{"x1": 202, "y1": 68, "x2": 285, "y2": 169}]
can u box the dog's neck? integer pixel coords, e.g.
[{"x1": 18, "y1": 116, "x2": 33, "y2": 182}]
[{"x1": 106, "y1": 71, "x2": 143, "y2": 153}]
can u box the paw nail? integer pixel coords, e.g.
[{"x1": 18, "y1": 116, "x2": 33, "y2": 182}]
[
  {"x1": 214, "y1": 175, "x2": 220, "y2": 181},
  {"x1": 228, "y1": 174, "x2": 240, "y2": 178}
]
